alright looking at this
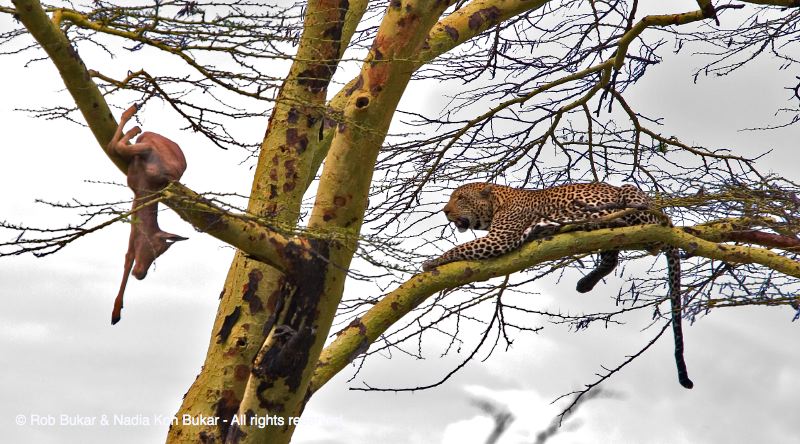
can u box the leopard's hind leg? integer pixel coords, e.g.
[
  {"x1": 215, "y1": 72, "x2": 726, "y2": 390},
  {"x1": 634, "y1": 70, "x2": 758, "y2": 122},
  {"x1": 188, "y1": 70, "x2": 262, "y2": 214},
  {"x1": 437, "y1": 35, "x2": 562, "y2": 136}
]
[{"x1": 575, "y1": 250, "x2": 619, "y2": 293}]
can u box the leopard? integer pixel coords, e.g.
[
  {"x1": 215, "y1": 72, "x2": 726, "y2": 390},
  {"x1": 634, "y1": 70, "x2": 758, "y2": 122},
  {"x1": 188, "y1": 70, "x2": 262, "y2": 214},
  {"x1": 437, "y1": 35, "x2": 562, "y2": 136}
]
[{"x1": 422, "y1": 182, "x2": 693, "y2": 389}]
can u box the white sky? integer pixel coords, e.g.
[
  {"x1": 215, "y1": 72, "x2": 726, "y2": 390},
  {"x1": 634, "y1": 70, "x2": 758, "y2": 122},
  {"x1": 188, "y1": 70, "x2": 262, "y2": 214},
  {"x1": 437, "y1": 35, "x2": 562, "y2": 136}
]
[{"x1": 2, "y1": 3, "x2": 800, "y2": 444}]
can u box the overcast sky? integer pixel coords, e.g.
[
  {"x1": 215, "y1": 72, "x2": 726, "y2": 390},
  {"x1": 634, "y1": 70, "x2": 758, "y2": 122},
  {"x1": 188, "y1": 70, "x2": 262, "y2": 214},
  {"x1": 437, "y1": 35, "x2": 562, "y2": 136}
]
[{"x1": 2, "y1": 2, "x2": 800, "y2": 444}]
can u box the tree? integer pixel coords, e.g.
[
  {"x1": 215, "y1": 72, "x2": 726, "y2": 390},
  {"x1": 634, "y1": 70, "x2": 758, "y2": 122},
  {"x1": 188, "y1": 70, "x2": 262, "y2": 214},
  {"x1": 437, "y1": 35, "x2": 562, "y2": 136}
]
[{"x1": 2, "y1": 0, "x2": 799, "y2": 443}]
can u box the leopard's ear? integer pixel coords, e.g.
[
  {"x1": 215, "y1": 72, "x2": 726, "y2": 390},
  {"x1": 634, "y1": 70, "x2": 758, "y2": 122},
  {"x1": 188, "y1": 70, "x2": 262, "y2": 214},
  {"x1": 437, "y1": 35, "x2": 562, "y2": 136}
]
[{"x1": 479, "y1": 184, "x2": 493, "y2": 198}]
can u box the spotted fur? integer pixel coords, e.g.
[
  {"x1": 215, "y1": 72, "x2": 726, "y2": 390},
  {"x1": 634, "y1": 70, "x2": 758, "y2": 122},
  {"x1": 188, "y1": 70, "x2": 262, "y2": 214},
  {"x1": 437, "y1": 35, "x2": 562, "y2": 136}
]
[{"x1": 423, "y1": 182, "x2": 693, "y2": 389}]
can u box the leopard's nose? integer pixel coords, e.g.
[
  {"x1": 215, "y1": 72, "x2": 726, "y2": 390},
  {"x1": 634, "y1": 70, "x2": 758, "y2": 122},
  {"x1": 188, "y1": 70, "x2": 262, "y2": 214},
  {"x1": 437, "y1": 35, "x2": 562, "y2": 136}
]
[{"x1": 443, "y1": 207, "x2": 451, "y2": 216}]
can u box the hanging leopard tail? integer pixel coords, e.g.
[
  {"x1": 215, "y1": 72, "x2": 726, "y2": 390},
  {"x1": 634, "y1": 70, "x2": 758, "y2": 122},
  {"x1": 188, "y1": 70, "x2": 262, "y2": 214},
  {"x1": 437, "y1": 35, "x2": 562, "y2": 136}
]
[{"x1": 666, "y1": 246, "x2": 693, "y2": 389}]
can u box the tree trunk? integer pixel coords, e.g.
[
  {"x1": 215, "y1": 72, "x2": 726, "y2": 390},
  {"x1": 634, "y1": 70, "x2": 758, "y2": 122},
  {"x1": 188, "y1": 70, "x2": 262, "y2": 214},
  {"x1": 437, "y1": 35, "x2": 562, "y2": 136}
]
[
  {"x1": 217, "y1": 3, "x2": 457, "y2": 442},
  {"x1": 167, "y1": 0, "x2": 368, "y2": 441}
]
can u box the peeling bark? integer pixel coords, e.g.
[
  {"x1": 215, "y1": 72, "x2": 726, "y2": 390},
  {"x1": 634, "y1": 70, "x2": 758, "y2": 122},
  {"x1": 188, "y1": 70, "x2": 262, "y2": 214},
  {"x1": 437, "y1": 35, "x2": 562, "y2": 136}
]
[
  {"x1": 226, "y1": 3, "x2": 457, "y2": 442},
  {"x1": 171, "y1": 1, "x2": 368, "y2": 442}
]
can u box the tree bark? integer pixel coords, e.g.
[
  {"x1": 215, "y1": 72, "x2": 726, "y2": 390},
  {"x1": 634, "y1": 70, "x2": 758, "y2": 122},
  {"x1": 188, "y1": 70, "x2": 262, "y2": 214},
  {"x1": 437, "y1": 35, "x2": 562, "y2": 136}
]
[
  {"x1": 226, "y1": 2, "x2": 458, "y2": 442},
  {"x1": 168, "y1": 1, "x2": 369, "y2": 442}
]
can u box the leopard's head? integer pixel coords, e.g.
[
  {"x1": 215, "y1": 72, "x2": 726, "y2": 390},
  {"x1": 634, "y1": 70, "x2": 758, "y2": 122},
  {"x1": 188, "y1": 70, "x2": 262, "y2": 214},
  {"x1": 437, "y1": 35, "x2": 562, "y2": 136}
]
[{"x1": 441, "y1": 183, "x2": 495, "y2": 232}]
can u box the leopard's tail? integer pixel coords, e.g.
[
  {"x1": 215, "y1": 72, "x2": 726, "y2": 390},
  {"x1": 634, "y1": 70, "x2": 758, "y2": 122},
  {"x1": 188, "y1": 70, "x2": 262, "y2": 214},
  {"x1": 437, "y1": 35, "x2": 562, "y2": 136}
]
[{"x1": 667, "y1": 246, "x2": 693, "y2": 389}]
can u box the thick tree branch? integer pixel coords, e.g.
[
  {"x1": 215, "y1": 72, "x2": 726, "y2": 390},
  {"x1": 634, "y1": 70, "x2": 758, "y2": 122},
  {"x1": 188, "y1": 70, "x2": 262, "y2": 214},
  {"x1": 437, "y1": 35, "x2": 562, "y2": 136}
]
[
  {"x1": 421, "y1": 0, "x2": 551, "y2": 66},
  {"x1": 12, "y1": 0, "x2": 127, "y2": 172},
  {"x1": 684, "y1": 217, "x2": 800, "y2": 250},
  {"x1": 54, "y1": 7, "x2": 269, "y2": 100},
  {"x1": 162, "y1": 183, "x2": 314, "y2": 271},
  {"x1": 310, "y1": 223, "x2": 800, "y2": 391},
  {"x1": 305, "y1": 0, "x2": 553, "y2": 189},
  {"x1": 12, "y1": 0, "x2": 302, "y2": 273}
]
